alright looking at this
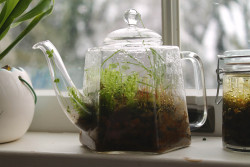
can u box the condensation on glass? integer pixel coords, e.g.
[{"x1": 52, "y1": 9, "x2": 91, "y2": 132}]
[{"x1": 216, "y1": 50, "x2": 250, "y2": 152}]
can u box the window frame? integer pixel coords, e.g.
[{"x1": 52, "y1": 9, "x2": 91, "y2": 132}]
[{"x1": 161, "y1": 0, "x2": 180, "y2": 46}]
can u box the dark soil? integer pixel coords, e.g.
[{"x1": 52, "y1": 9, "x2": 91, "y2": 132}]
[
  {"x1": 223, "y1": 98, "x2": 250, "y2": 147},
  {"x1": 77, "y1": 90, "x2": 191, "y2": 153}
]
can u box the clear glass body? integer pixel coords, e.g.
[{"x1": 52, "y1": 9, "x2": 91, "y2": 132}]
[
  {"x1": 223, "y1": 74, "x2": 250, "y2": 151},
  {"x1": 33, "y1": 40, "x2": 207, "y2": 153},
  {"x1": 80, "y1": 47, "x2": 191, "y2": 153},
  {"x1": 33, "y1": 4, "x2": 208, "y2": 152}
]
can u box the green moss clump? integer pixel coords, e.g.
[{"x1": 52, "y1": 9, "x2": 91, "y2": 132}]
[{"x1": 100, "y1": 64, "x2": 139, "y2": 111}]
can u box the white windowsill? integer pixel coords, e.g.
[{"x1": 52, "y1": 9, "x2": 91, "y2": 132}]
[
  {"x1": 0, "y1": 132, "x2": 250, "y2": 167},
  {"x1": 0, "y1": 89, "x2": 231, "y2": 167}
]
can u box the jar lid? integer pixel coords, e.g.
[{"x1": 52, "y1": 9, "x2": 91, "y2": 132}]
[
  {"x1": 103, "y1": 9, "x2": 162, "y2": 47},
  {"x1": 218, "y1": 50, "x2": 250, "y2": 72},
  {"x1": 216, "y1": 50, "x2": 250, "y2": 104}
]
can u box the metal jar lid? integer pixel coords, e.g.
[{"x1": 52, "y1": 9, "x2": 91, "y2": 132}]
[{"x1": 215, "y1": 50, "x2": 250, "y2": 104}]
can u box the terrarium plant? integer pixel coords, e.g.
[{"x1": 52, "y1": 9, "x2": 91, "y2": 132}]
[
  {"x1": 31, "y1": 9, "x2": 204, "y2": 153},
  {"x1": 64, "y1": 48, "x2": 191, "y2": 152},
  {"x1": 41, "y1": 45, "x2": 190, "y2": 152},
  {"x1": 0, "y1": 0, "x2": 54, "y2": 143}
]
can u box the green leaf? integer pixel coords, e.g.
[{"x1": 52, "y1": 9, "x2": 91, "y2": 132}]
[
  {"x1": 0, "y1": 26, "x2": 9, "y2": 40},
  {"x1": 46, "y1": 49, "x2": 54, "y2": 58},
  {"x1": 54, "y1": 78, "x2": 60, "y2": 83},
  {"x1": 0, "y1": 0, "x2": 54, "y2": 60},
  {"x1": 0, "y1": 0, "x2": 19, "y2": 28},
  {"x1": 12, "y1": 0, "x2": 51, "y2": 27},
  {"x1": 0, "y1": 2, "x2": 7, "y2": 26},
  {"x1": 0, "y1": 0, "x2": 6, "y2": 4},
  {"x1": 0, "y1": 0, "x2": 32, "y2": 35}
]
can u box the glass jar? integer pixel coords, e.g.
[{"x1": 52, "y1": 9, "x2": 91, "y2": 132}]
[{"x1": 216, "y1": 50, "x2": 250, "y2": 152}]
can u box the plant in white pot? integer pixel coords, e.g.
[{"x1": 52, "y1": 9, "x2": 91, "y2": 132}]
[{"x1": 0, "y1": 0, "x2": 54, "y2": 143}]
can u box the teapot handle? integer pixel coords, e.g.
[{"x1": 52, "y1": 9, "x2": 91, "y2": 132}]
[{"x1": 180, "y1": 51, "x2": 207, "y2": 131}]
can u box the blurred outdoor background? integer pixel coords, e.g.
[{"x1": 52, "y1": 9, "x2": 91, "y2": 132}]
[{"x1": 0, "y1": 0, "x2": 249, "y2": 89}]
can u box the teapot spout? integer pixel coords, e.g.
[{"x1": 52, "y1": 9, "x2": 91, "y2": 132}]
[
  {"x1": 33, "y1": 40, "x2": 76, "y2": 88},
  {"x1": 33, "y1": 40, "x2": 94, "y2": 129}
]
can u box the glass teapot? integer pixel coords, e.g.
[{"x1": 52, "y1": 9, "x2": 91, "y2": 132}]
[{"x1": 33, "y1": 9, "x2": 207, "y2": 153}]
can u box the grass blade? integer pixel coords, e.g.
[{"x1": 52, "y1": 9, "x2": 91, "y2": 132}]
[
  {"x1": 101, "y1": 49, "x2": 122, "y2": 67},
  {"x1": 0, "y1": 0, "x2": 54, "y2": 60},
  {"x1": 0, "y1": 0, "x2": 32, "y2": 37},
  {"x1": 137, "y1": 80, "x2": 154, "y2": 88},
  {"x1": 0, "y1": 0, "x2": 19, "y2": 28},
  {"x1": 13, "y1": 0, "x2": 51, "y2": 27},
  {"x1": 150, "y1": 48, "x2": 164, "y2": 61},
  {"x1": 0, "y1": 26, "x2": 9, "y2": 40},
  {"x1": 0, "y1": 0, "x2": 6, "y2": 3},
  {"x1": 0, "y1": 2, "x2": 7, "y2": 28}
]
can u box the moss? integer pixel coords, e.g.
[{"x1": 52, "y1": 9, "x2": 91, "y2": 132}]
[
  {"x1": 68, "y1": 87, "x2": 88, "y2": 117},
  {"x1": 100, "y1": 64, "x2": 139, "y2": 110},
  {"x1": 66, "y1": 48, "x2": 190, "y2": 152}
]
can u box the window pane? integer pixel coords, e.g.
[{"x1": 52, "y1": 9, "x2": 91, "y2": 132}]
[
  {"x1": 180, "y1": 0, "x2": 250, "y2": 88},
  {"x1": 0, "y1": 0, "x2": 161, "y2": 89}
]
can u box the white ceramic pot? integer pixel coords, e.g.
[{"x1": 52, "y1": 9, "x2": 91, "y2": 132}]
[{"x1": 0, "y1": 66, "x2": 35, "y2": 143}]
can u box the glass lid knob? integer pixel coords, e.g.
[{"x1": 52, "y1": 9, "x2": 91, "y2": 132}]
[{"x1": 124, "y1": 9, "x2": 140, "y2": 27}]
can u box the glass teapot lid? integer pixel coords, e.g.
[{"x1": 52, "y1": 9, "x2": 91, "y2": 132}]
[{"x1": 103, "y1": 9, "x2": 162, "y2": 46}]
